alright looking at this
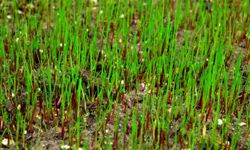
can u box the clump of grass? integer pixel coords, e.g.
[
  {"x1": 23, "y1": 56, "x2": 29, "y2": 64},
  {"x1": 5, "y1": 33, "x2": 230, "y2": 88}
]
[{"x1": 0, "y1": 0, "x2": 249, "y2": 149}]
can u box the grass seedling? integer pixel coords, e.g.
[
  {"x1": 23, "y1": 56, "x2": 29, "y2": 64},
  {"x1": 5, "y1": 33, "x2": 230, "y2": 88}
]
[{"x1": 0, "y1": 0, "x2": 249, "y2": 149}]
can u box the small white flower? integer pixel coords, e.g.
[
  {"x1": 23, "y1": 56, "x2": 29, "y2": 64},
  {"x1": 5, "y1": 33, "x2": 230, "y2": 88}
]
[
  {"x1": 120, "y1": 80, "x2": 124, "y2": 85},
  {"x1": 36, "y1": 114, "x2": 41, "y2": 119},
  {"x1": 119, "y1": 38, "x2": 122, "y2": 43},
  {"x1": 105, "y1": 129, "x2": 109, "y2": 133},
  {"x1": 206, "y1": 58, "x2": 209, "y2": 61},
  {"x1": 7, "y1": 15, "x2": 11, "y2": 19},
  {"x1": 11, "y1": 92, "x2": 15, "y2": 98},
  {"x1": 218, "y1": 119, "x2": 223, "y2": 126},
  {"x1": 39, "y1": 49, "x2": 43, "y2": 53},
  {"x1": 17, "y1": 104, "x2": 21, "y2": 110},
  {"x1": 60, "y1": 43, "x2": 63, "y2": 47},
  {"x1": 15, "y1": 38, "x2": 19, "y2": 42},
  {"x1": 148, "y1": 89, "x2": 152, "y2": 94},
  {"x1": 238, "y1": 122, "x2": 246, "y2": 126},
  {"x1": 120, "y1": 14, "x2": 125, "y2": 19},
  {"x1": 2, "y1": 138, "x2": 8, "y2": 146},
  {"x1": 140, "y1": 83, "x2": 146, "y2": 91},
  {"x1": 60, "y1": 144, "x2": 70, "y2": 149},
  {"x1": 18, "y1": 10, "x2": 23, "y2": 14}
]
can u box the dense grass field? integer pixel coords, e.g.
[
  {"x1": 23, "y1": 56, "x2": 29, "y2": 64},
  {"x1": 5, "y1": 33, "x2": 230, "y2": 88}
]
[{"x1": 0, "y1": 0, "x2": 249, "y2": 149}]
